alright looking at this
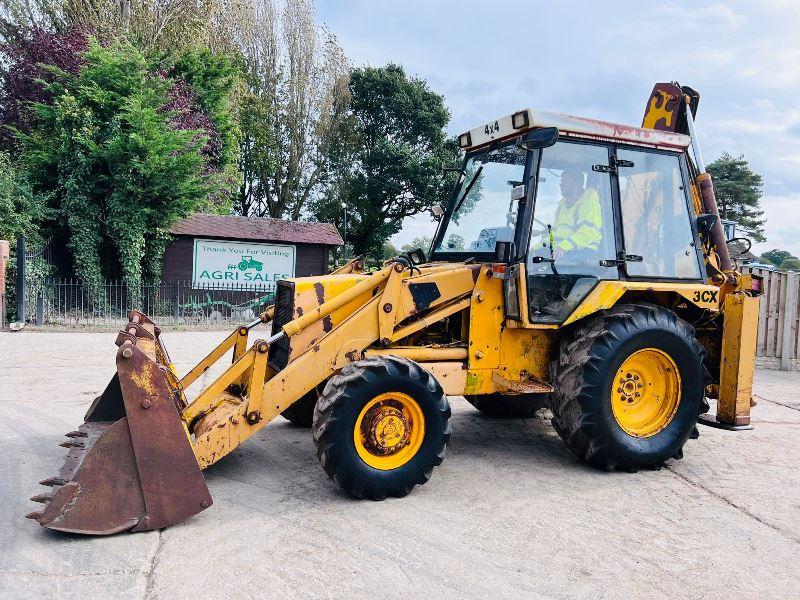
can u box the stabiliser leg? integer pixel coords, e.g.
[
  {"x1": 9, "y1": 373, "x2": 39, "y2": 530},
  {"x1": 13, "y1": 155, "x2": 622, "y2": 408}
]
[{"x1": 698, "y1": 293, "x2": 759, "y2": 432}]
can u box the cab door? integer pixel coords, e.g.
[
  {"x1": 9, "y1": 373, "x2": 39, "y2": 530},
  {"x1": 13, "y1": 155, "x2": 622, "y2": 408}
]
[{"x1": 525, "y1": 139, "x2": 619, "y2": 323}]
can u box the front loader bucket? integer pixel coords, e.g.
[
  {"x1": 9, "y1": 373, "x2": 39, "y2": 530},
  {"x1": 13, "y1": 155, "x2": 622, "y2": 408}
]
[{"x1": 26, "y1": 311, "x2": 212, "y2": 535}]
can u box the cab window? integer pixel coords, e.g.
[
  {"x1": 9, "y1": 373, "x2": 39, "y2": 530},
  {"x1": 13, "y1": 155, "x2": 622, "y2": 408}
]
[
  {"x1": 617, "y1": 149, "x2": 702, "y2": 279},
  {"x1": 528, "y1": 141, "x2": 616, "y2": 275},
  {"x1": 434, "y1": 142, "x2": 527, "y2": 254}
]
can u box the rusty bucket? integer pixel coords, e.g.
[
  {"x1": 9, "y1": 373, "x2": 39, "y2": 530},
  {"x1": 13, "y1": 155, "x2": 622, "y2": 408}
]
[{"x1": 27, "y1": 311, "x2": 212, "y2": 535}]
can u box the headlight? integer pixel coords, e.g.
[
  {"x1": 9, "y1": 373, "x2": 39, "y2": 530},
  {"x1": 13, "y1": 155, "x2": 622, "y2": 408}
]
[{"x1": 512, "y1": 110, "x2": 530, "y2": 129}]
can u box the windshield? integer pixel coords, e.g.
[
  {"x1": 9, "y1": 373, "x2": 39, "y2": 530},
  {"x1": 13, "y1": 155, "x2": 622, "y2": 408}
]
[{"x1": 434, "y1": 142, "x2": 527, "y2": 253}]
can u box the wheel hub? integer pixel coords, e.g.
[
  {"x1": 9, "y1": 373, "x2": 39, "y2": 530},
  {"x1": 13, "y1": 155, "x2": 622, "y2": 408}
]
[
  {"x1": 611, "y1": 348, "x2": 682, "y2": 438},
  {"x1": 617, "y1": 372, "x2": 643, "y2": 405},
  {"x1": 354, "y1": 392, "x2": 426, "y2": 471},
  {"x1": 362, "y1": 404, "x2": 411, "y2": 455}
]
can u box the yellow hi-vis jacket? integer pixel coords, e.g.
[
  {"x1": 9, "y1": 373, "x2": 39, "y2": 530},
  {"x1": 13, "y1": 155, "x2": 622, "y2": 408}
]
[{"x1": 551, "y1": 189, "x2": 602, "y2": 252}]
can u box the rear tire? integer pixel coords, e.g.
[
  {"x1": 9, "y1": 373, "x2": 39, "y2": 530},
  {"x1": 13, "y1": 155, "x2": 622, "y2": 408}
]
[
  {"x1": 312, "y1": 356, "x2": 451, "y2": 499},
  {"x1": 280, "y1": 389, "x2": 318, "y2": 427},
  {"x1": 464, "y1": 393, "x2": 545, "y2": 418},
  {"x1": 550, "y1": 304, "x2": 709, "y2": 471}
]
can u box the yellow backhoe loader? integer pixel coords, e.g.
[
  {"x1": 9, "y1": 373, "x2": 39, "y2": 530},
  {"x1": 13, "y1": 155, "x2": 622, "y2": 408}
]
[{"x1": 27, "y1": 83, "x2": 761, "y2": 535}]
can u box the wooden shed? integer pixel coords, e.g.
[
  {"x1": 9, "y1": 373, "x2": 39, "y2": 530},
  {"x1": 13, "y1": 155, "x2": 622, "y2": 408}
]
[{"x1": 162, "y1": 214, "x2": 343, "y2": 286}]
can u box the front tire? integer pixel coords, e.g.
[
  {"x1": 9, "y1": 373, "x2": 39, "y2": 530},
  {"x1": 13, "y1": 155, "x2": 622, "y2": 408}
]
[
  {"x1": 464, "y1": 393, "x2": 545, "y2": 418},
  {"x1": 550, "y1": 304, "x2": 709, "y2": 471},
  {"x1": 312, "y1": 356, "x2": 451, "y2": 499}
]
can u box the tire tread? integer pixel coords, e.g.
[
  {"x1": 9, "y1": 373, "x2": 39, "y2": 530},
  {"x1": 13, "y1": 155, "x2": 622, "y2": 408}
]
[
  {"x1": 313, "y1": 356, "x2": 451, "y2": 499},
  {"x1": 550, "y1": 304, "x2": 710, "y2": 470}
]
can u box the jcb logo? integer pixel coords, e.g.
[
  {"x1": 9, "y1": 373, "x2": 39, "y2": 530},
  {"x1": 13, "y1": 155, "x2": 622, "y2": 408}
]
[{"x1": 692, "y1": 290, "x2": 718, "y2": 304}]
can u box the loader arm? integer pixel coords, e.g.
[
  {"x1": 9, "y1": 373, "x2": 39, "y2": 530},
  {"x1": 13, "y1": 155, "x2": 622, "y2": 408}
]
[{"x1": 188, "y1": 261, "x2": 480, "y2": 468}]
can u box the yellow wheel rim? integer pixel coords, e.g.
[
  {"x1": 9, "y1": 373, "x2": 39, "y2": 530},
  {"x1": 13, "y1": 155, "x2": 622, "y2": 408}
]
[
  {"x1": 611, "y1": 348, "x2": 681, "y2": 438},
  {"x1": 354, "y1": 392, "x2": 425, "y2": 470}
]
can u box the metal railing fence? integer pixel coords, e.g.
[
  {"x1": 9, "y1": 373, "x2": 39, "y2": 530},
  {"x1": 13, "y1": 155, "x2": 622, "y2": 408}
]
[{"x1": 24, "y1": 279, "x2": 276, "y2": 328}]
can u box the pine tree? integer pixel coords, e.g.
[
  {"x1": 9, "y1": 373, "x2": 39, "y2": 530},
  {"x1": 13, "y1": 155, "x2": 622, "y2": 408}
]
[{"x1": 707, "y1": 152, "x2": 766, "y2": 242}]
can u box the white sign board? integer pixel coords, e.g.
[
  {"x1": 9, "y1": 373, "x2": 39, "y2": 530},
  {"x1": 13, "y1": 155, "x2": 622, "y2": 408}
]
[{"x1": 192, "y1": 238, "x2": 295, "y2": 289}]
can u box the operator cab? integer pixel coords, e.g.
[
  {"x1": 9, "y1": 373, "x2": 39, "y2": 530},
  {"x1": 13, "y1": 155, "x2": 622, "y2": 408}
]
[{"x1": 430, "y1": 109, "x2": 705, "y2": 324}]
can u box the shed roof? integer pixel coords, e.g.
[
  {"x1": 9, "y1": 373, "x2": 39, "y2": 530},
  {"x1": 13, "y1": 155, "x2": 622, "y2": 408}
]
[{"x1": 170, "y1": 214, "x2": 343, "y2": 246}]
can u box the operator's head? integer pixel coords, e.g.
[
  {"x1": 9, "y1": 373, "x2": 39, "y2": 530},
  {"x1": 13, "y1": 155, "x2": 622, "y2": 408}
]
[{"x1": 560, "y1": 168, "x2": 585, "y2": 202}]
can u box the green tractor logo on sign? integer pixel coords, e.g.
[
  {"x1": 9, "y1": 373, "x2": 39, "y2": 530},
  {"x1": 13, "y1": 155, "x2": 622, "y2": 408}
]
[{"x1": 229, "y1": 255, "x2": 263, "y2": 272}]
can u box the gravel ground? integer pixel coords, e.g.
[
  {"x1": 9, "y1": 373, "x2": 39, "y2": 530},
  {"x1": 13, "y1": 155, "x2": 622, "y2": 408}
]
[{"x1": 1, "y1": 330, "x2": 798, "y2": 599}]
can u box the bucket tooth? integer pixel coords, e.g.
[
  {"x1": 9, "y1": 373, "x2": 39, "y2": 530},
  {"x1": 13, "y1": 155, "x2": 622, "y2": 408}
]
[
  {"x1": 25, "y1": 511, "x2": 44, "y2": 521},
  {"x1": 30, "y1": 493, "x2": 53, "y2": 503},
  {"x1": 65, "y1": 430, "x2": 88, "y2": 438},
  {"x1": 39, "y1": 477, "x2": 68, "y2": 487},
  {"x1": 60, "y1": 440, "x2": 85, "y2": 449}
]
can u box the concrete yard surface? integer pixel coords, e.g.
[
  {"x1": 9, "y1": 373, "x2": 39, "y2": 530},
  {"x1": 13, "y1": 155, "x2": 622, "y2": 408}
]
[{"x1": 1, "y1": 330, "x2": 798, "y2": 599}]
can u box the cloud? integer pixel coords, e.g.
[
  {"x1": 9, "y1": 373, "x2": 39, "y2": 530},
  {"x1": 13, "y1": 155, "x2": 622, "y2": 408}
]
[
  {"x1": 318, "y1": 0, "x2": 800, "y2": 251},
  {"x1": 655, "y1": 3, "x2": 746, "y2": 28},
  {"x1": 751, "y1": 194, "x2": 800, "y2": 258},
  {"x1": 786, "y1": 123, "x2": 800, "y2": 138},
  {"x1": 389, "y1": 214, "x2": 438, "y2": 249}
]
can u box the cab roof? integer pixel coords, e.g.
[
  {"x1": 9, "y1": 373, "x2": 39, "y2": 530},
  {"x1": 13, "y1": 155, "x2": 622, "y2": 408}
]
[{"x1": 459, "y1": 108, "x2": 691, "y2": 152}]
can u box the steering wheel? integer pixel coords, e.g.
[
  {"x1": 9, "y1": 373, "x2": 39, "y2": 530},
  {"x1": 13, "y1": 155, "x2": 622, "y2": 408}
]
[
  {"x1": 531, "y1": 219, "x2": 548, "y2": 237},
  {"x1": 530, "y1": 218, "x2": 549, "y2": 238}
]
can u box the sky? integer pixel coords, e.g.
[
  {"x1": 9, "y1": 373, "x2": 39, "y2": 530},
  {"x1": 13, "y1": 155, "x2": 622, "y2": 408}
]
[{"x1": 316, "y1": 0, "x2": 800, "y2": 257}]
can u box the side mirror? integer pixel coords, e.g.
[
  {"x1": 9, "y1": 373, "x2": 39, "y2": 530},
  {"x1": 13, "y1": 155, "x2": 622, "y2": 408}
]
[
  {"x1": 517, "y1": 127, "x2": 559, "y2": 151},
  {"x1": 406, "y1": 248, "x2": 426, "y2": 265},
  {"x1": 494, "y1": 241, "x2": 515, "y2": 263},
  {"x1": 696, "y1": 213, "x2": 718, "y2": 235}
]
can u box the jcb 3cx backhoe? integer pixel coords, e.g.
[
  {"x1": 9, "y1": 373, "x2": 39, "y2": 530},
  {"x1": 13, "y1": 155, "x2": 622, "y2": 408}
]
[{"x1": 28, "y1": 83, "x2": 761, "y2": 535}]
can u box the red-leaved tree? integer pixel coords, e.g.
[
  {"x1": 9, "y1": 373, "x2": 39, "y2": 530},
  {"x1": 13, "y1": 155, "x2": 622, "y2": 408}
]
[
  {"x1": 0, "y1": 28, "x2": 89, "y2": 149},
  {"x1": 161, "y1": 79, "x2": 223, "y2": 171}
]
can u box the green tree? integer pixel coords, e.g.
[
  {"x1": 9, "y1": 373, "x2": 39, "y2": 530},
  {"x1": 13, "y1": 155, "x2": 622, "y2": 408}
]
[
  {"x1": 760, "y1": 249, "x2": 796, "y2": 267},
  {"x1": 19, "y1": 39, "x2": 235, "y2": 295},
  {"x1": 235, "y1": 91, "x2": 277, "y2": 217},
  {"x1": 443, "y1": 233, "x2": 465, "y2": 251},
  {"x1": 0, "y1": 151, "x2": 51, "y2": 322},
  {"x1": 707, "y1": 152, "x2": 766, "y2": 242},
  {"x1": 314, "y1": 64, "x2": 459, "y2": 259},
  {"x1": 166, "y1": 48, "x2": 241, "y2": 179},
  {"x1": 224, "y1": 0, "x2": 350, "y2": 219},
  {"x1": 402, "y1": 233, "x2": 465, "y2": 254},
  {"x1": 0, "y1": 0, "x2": 213, "y2": 53},
  {"x1": 401, "y1": 236, "x2": 433, "y2": 254},
  {"x1": 779, "y1": 258, "x2": 800, "y2": 271},
  {"x1": 382, "y1": 241, "x2": 398, "y2": 260},
  {"x1": 0, "y1": 151, "x2": 47, "y2": 243}
]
